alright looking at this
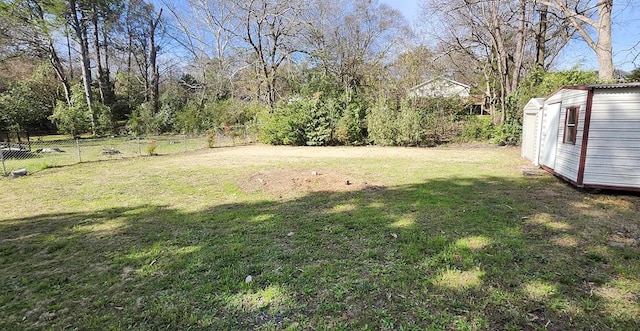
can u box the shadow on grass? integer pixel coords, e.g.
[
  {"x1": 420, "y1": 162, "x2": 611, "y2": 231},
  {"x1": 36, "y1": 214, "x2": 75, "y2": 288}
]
[{"x1": 1, "y1": 176, "x2": 639, "y2": 330}]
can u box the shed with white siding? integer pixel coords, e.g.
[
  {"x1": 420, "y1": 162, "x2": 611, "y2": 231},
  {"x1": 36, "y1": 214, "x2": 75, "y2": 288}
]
[
  {"x1": 523, "y1": 83, "x2": 640, "y2": 191},
  {"x1": 521, "y1": 98, "x2": 545, "y2": 165}
]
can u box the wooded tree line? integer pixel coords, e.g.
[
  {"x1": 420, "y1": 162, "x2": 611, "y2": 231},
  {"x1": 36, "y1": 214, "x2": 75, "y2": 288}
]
[{"x1": 0, "y1": 0, "x2": 635, "y2": 145}]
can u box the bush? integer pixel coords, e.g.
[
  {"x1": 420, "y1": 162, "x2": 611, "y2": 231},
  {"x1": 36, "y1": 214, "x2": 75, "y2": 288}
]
[
  {"x1": 94, "y1": 102, "x2": 114, "y2": 136},
  {"x1": 175, "y1": 100, "x2": 214, "y2": 135},
  {"x1": 416, "y1": 97, "x2": 467, "y2": 144},
  {"x1": 50, "y1": 100, "x2": 92, "y2": 137},
  {"x1": 260, "y1": 97, "x2": 312, "y2": 145},
  {"x1": 260, "y1": 95, "x2": 345, "y2": 146},
  {"x1": 127, "y1": 103, "x2": 157, "y2": 136},
  {"x1": 367, "y1": 99, "x2": 397, "y2": 146},
  {"x1": 174, "y1": 99, "x2": 263, "y2": 136},
  {"x1": 305, "y1": 97, "x2": 337, "y2": 146},
  {"x1": 336, "y1": 103, "x2": 367, "y2": 145},
  {"x1": 458, "y1": 115, "x2": 494, "y2": 142},
  {"x1": 205, "y1": 129, "x2": 217, "y2": 148},
  {"x1": 214, "y1": 100, "x2": 263, "y2": 128},
  {"x1": 395, "y1": 102, "x2": 424, "y2": 146},
  {"x1": 491, "y1": 117, "x2": 522, "y2": 145},
  {"x1": 145, "y1": 140, "x2": 158, "y2": 155},
  {"x1": 50, "y1": 84, "x2": 114, "y2": 137}
]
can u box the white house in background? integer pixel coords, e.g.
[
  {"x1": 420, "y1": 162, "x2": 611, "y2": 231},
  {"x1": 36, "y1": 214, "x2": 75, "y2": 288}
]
[
  {"x1": 408, "y1": 76, "x2": 471, "y2": 98},
  {"x1": 522, "y1": 82, "x2": 640, "y2": 191}
]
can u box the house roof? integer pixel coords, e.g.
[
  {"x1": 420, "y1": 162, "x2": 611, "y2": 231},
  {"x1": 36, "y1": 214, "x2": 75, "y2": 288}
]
[{"x1": 409, "y1": 76, "x2": 471, "y2": 91}]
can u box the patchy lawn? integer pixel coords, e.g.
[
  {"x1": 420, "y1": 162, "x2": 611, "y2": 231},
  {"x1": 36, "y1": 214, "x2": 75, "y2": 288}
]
[{"x1": 1, "y1": 145, "x2": 639, "y2": 330}]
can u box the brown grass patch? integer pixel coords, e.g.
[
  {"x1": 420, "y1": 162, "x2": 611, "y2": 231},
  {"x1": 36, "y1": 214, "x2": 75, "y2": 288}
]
[{"x1": 239, "y1": 169, "x2": 383, "y2": 196}]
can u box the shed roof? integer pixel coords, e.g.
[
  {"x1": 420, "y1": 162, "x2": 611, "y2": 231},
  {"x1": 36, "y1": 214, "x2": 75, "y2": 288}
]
[
  {"x1": 524, "y1": 98, "x2": 545, "y2": 114},
  {"x1": 588, "y1": 82, "x2": 640, "y2": 89},
  {"x1": 545, "y1": 82, "x2": 640, "y2": 99}
]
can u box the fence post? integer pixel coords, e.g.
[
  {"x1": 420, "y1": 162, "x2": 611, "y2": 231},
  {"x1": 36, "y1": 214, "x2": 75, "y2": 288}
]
[
  {"x1": 137, "y1": 137, "x2": 141, "y2": 156},
  {"x1": 76, "y1": 139, "x2": 82, "y2": 163},
  {"x1": 1, "y1": 149, "x2": 6, "y2": 176}
]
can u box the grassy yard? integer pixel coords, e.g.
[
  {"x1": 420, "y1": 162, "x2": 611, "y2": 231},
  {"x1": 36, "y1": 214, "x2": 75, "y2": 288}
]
[
  {"x1": 1, "y1": 145, "x2": 639, "y2": 330},
  {"x1": 1, "y1": 135, "x2": 208, "y2": 175}
]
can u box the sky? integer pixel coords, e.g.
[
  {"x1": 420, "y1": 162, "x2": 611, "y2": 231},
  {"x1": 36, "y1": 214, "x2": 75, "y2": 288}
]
[{"x1": 380, "y1": 0, "x2": 640, "y2": 72}]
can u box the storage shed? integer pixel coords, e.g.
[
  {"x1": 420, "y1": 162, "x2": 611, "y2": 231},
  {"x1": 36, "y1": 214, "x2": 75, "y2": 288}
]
[
  {"x1": 521, "y1": 98, "x2": 544, "y2": 164},
  {"x1": 523, "y1": 83, "x2": 640, "y2": 191}
]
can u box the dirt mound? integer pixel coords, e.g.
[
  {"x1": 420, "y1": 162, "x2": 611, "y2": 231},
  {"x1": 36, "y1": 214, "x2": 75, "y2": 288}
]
[{"x1": 239, "y1": 169, "x2": 382, "y2": 196}]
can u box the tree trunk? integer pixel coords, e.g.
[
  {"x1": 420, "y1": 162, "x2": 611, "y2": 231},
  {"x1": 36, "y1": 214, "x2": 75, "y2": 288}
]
[
  {"x1": 48, "y1": 38, "x2": 72, "y2": 106},
  {"x1": 595, "y1": 0, "x2": 614, "y2": 81},
  {"x1": 33, "y1": 2, "x2": 72, "y2": 106},
  {"x1": 489, "y1": 3, "x2": 508, "y2": 123},
  {"x1": 126, "y1": 10, "x2": 133, "y2": 104},
  {"x1": 101, "y1": 20, "x2": 113, "y2": 105},
  {"x1": 535, "y1": 4, "x2": 548, "y2": 68},
  {"x1": 511, "y1": 0, "x2": 527, "y2": 92},
  {"x1": 92, "y1": 7, "x2": 106, "y2": 104},
  {"x1": 149, "y1": 8, "x2": 162, "y2": 115},
  {"x1": 68, "y1": 0, "x2": 96, "y2": 135},
  {"x1": 65, "y1": 26, "x2": 74, "y2": 80},
  {"x1": 540, "y1": 0, "x2": 614, "y2": 81}
]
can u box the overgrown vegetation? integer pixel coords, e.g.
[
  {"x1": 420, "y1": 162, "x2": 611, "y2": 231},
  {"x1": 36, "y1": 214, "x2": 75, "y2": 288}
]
[
  {"x1": 50, "y1": 84, "x2": 113, "y2": 137},
  {"x1": 0, "y1": 0, "x2": 630, "y2": 146},
  {"x1": 260, "y1": 91, "x2": 474, "y2": 147},
  {"x1": 1, "y1": 146, "x2": 638, "y2": 330}
]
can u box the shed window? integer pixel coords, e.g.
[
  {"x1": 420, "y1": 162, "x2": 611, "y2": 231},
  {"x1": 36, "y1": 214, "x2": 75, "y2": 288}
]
[{"x1": 564, "y1": 107, "x2": 579, "y2": 144}]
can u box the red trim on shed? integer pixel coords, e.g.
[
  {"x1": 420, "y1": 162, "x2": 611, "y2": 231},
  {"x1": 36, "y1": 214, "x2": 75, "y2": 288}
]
[
  {"x1": 583, "y1": 184, "x2": 640, "y2": 192},
  {"x1": 540, "y1": 164, "x2": 583, "y2": 187},
  {"x1": 545, "y1": 85, "x2": 592, "y2": 99},
  {"x1": 576, "y1": 89, "x2": 594, "y2": 186}
]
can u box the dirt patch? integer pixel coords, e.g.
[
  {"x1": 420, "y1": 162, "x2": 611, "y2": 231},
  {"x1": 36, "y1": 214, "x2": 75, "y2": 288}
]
[{"x1": 239, "y1": 169, "x2": 383, "y2": 196}]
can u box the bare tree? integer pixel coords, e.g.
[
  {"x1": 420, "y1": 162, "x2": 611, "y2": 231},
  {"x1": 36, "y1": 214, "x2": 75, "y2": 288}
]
[
  {"x1": 164, "y1": 0, "x2": 239, "y2": 101},
  {"x1": 539, "y1": 0, "x2": 614, "y2": 81},
  {"x1": 531, "y1": 2, "x2": 576, "y2": 70},
  {"x1": 421, "y1": 0, "x2": 576, "y2": 123},
  {"x1": 422, "y1": 0, "x2": 520, "y2": 122},
  {"x1": 511, "y1": 0, "x2": 527, "y2": 93},
  {"x1": 303, "y1": 0, "x2": 408, "y2": 94},
  {"x1": 232, "y1": 0, "x2": 304, "y2": 108},
  {"x1": 120, "y1": 0, "x2": 164, "y2": 111},
  {"x1": 89, "y1": 0, "x2": 121, "y2": 106}
]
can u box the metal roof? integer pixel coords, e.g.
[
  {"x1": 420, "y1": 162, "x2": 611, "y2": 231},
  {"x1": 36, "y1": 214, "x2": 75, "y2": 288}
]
[{"x1": 588, "y1": 82, "x2": 640, "y2": 89}]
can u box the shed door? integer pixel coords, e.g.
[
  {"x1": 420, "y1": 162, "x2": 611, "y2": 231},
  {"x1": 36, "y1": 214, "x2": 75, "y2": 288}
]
[
  {"x1": 541, "y1": 103, "x2": 561, "y2": 169},
  {"x1": 522, "y1": 113, "x2": 537, "y2": 161}
]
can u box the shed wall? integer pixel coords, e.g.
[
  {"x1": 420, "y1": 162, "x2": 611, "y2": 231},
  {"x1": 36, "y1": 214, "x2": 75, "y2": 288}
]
[
  {"x1": 542, "y1": 89, "x2": 588, "y2": 183},
  {"x1": 583, "y1": 88, "x2": 640, "y2": 188}
]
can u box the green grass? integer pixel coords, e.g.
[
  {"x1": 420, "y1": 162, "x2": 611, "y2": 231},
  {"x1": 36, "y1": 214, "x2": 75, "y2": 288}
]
[
  {"x1": 1, "y1": 135, "x2": 207, "y2": 175},
  {"x1": 1, "y1": 145, "x2": 639, "y2": 330}
]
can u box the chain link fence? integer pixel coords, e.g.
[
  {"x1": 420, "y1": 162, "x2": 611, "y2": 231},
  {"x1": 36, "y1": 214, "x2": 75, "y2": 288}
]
[{"x1": 1, "y1": 126, "x2": 255, "y2": 176}]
